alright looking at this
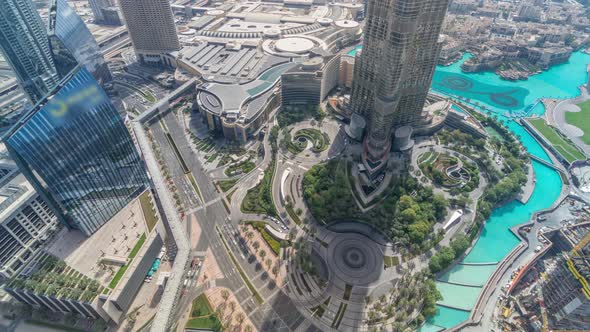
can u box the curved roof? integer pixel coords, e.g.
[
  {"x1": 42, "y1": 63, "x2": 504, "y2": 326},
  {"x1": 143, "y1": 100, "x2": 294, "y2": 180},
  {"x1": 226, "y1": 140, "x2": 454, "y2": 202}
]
[{"x1": 197, "y1": 61, "x2": 296, "y2": 119}]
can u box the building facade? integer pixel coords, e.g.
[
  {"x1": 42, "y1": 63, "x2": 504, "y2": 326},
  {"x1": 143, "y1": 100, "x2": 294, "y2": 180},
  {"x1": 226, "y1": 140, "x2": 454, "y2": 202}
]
[
  {"x1": 0, "y1": 149, "x2": 60, "y2": 281},
  {"x1": 281, "y1": 55, "x2": 341, "y2": 111},
  {"x1": 118, "y1": 0, "x2": 180, "y2": 65},
  {"x1": 350, "y1": 0, "x2": 450, "y2": 170},
  {"x1": 4, "y1": 67, "x2": 150, "y2": 236},
  {"x1": 48, "y1": 0, "x2": 112, "y2": 84},
  {"x1": 0, "y1": 0, "x2": 60, "y2": 104}
]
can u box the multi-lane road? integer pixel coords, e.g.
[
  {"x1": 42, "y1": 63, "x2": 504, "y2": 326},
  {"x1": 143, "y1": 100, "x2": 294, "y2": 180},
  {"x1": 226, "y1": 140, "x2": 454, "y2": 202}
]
[{"x1": 149, "y1": 110, "x2": 310, "y2": 331}]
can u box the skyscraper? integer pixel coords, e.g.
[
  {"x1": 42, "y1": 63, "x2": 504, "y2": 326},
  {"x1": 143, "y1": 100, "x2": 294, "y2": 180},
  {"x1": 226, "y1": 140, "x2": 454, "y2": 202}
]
[
  {"x1": 4, "y1": 67, "x2": 150, "y2": 236},
  {"x1": 0, "y1": 0, "x2": 60, "y2": 104},
  {"x1": 89, "y1": 0, "x2": 123, "y2": 25},
  {"x1": 350, "y1": 0, "x2": 450, "y2": 169},
  {"x1": 119, "y1": 0, "x2": 180, "y2": 65},
  {"x1": 47, "y1": 0, "x2": 112, "y2": 84},
  {"x1": 88, "y1": 0, "x2": 108, "y2": 23}
]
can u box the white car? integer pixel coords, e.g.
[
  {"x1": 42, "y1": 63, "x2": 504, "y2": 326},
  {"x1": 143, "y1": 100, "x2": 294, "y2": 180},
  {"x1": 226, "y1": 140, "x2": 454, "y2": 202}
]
[{"x1": 535, "y1": 245, "x2": 542, "y2": 253}]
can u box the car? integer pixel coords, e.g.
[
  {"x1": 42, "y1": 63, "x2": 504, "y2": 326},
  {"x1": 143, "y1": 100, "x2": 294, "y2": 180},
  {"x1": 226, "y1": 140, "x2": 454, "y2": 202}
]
[{"x1": 535, "y1": 245, "x2": 542, "y2": 253}]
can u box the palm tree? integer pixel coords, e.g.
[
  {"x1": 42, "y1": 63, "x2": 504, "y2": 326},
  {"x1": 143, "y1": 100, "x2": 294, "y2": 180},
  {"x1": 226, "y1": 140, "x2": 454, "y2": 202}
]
[
  {"x1": 259, "y1": 250, "x2": 266, "y2": 260},
  {"x1": 244, "y1": 325, "x2": 253, "y2": 332},
  {"x1": 228, "y1": 301, "x2": 236, "y2": 316},
  {"x1": 236, "y1": 312, "x2": 245, "y2": 328},
  {"x1": 252, "y1": 241, "x2": 260, "y2": 251},
  {"x1": 221, "y1": 290, "x2": 230, "y2": 303},
  {"x1": 265, "y1": 258, "x2": 272, "y2": 270}
]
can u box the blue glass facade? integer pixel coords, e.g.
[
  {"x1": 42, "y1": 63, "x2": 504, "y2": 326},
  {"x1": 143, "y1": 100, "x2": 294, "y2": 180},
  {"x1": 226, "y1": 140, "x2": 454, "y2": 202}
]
[
  {"x1": 0, "y1": 0, "x2": 60, "y2": 103},
  {"x1": 5, "y1": 67, "x2": 149, "y2": 236},
  {"x1": 48, "y1": 0, "x2": 112, "y2": 84}
]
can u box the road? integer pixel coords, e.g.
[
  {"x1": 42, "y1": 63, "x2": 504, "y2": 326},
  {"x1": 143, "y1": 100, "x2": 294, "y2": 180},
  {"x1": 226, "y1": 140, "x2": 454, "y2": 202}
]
[{"x1": 150, "y1": 110, "x2": 309, "y2": 330}]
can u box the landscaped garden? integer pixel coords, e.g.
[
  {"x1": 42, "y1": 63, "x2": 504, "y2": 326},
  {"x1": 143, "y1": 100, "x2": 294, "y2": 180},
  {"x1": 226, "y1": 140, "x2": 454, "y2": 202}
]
[
  {"x1": 139, "y1": 191, "x2": 158, "y2": 232},
  {"x1": 241, "y1": 158, "x2": 277, "y2": 217},
  {"x1": 418, "y1": 152, "x2": 479, "y2": 190},
  {"x1": 218, "y1": 178, "x2": 239, "y2": 192},
  {"x1": 365, "y1": 272, "x2": 441, "y2": 327},
  {"x1": 224, "y1": 159, "x2": 256, "y2": 176},
  {"x1": 282, "y1": 128, "x2": 330, "y2": 155},
  {"x1": 185, "y1": 294, "x2": 222, "y2": 331},
  {"x1": 278, "y1": 104, "x2": 325, "y2": 128},
  {"x1": 303, "y1": 160, "x2": 448, "y2": 252},
  {"x1": 565, "y1": 100, "x2": 590, "y2": 145},
  {"x1": 243, "y1": 221, "x2": 283, "y2": 255},
  {"x1": 529, "y1": 118, "x2": 586, "y2": 163}
]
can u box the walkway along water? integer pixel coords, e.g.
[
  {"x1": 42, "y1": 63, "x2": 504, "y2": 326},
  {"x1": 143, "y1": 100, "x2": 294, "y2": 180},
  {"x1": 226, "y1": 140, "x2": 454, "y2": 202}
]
[{"x1": 419, "y1": 50, "x2": 590, "y2": 332}]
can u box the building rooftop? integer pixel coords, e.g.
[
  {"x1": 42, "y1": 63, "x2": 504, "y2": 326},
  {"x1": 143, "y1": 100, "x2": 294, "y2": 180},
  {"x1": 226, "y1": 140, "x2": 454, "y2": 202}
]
[
  {"x1": 197, "y1": 61, "x2": 295, "y2": 120},
  {"x1": 275, "y1": 36, "x2": 315, "y2": 54}
]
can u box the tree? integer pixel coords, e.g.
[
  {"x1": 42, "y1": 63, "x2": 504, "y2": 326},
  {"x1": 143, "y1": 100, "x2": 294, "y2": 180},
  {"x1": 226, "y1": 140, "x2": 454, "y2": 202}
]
[
  {"x1": 221, "y1": 289, "x2": 230, "y2": 303},
  {"x1": 252, "y1": 241, "x2": 260, "y2": 251},
  {"x1": 432, "y1": 194, "x2": 448, "y2": 220},
  {"x1": 272, "y1": 265, "x2": 280, "y2": 277},
  {"x1": 228, "y1": 301, "x2": 236, "y2": 315},
  {"x1": 265, "y1": 258, "x2": 272, "y2": 270},
  {"x1": 259, "y1": 250, "x2": 266, "y2": 260},
  {"x1": 400, "y1": 208, "x2": 417, "y2": 224},
  {"x1": 236, "y1": 312, "x2": 245, "y2": 327},
  {"x1": 450, "y1": 234, "x2": 470, "y2": 257},
  {"x1": 246, "y1": 231, "x2": 254, "y2": 243}
]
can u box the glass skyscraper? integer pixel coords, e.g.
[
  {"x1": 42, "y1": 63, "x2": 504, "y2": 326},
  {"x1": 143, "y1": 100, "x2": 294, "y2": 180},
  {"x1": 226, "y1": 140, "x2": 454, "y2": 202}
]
[
  {"x1": 4, "y1": 67, "x2": 149, "y2": 236},
  {"x1": 48, "y1": 0, "x2": 112, "y2": 84},
  {"x1": 0, "y1": 0, "x2": 60, "y2": 103}
]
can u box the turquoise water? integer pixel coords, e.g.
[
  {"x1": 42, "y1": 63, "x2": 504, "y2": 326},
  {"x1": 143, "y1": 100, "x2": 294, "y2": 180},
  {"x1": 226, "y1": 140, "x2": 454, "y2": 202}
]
[
  {"x1": 425, "y1": 306, "x2": 470, "y2": 330},
  {"x1": 437, "y1": 264, "x2": 499, "y2": 287},
  {"x1": 436, "y1": 282, "x2": 481, "y2": 311},
  {"x1": 420, "y1": 51, "x2": 590, "y2": 331},
  {"x1": 347, "y1": 45, "x2": 362, "y2": 56},
  {"x1": 432, "y1": 52, "x2": 590, "y2": 114}
]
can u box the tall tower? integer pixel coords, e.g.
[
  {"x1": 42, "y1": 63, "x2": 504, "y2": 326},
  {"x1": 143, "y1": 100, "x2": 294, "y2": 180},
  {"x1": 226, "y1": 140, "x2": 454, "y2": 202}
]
[
  {"x1": 48, "y1": 0, "x2": 112, "y2": 84},
  {"x1": 88, "y1": 0, "x2": 108, "y2": 23},
  {"x1": 4, "y1": 67, "x2": 150, "y2": 236},
  {"x1": 118, "y1": 0, "x2": 180, "y2": 65},
  {"x1": 0, "y1": 0, "x2": 60, "y2": 104},
  {"x1": 351, "y1": 0, "x2": 450, "y2": 170}
]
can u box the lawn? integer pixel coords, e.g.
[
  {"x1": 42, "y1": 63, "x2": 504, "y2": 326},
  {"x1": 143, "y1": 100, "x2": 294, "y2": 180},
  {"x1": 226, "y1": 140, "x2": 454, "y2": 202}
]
[
  {"x1": 190, "y1": 294, "x2": 214, "y2": 317},
  {"x1": 565, "y1": 100, "x2": 590, "y2": 145},
  {"x1": 218, "y1": 178, "x2": 238, "y2": 192},
  {"x1": 529, "y1": 118, "x2": 586, "y2": 163},
  {"x1": 241, "y1": 158, "x2": 277, "y2": 217},
  {"x1": 185, "y1": 294, "x2": 221, "y2": 331},
  {"x1": 225, "y1": 159, "x2": 256, "y2": 176},
  {"x1": 384, "y1": 256, "x2": 400, "y2": 268},
  {"x1": 139, "y1": 191, "x2": 158, "y2": 232},
  {"x1": 108, "y1": 234, "x2": 146, "y2": 289}
]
